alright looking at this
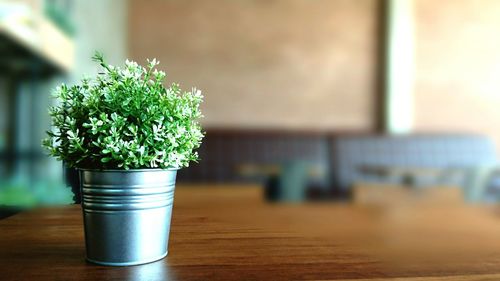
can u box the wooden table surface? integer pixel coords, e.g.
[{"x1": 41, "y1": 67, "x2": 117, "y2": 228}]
[{"x1": 2, "y1": 185, "x2": 500, "y2": 280}]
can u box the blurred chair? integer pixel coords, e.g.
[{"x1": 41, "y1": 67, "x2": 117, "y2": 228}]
[
  {"x1": 330, "y1": 134, "x2": 500, "y2": 201},
  {"x1": 263, "y1": 161, "x2": 310, "y2": 202}
]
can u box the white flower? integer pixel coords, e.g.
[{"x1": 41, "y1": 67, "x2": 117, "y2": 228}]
[
  {"x1": 193, "y1": 88, "x2": 203, "y2": 99},
  {"x1": 147, "y1": 58, "x2": 159, "y2": 66},
  {"x1": 137, "y1": 146, "x2": 145, "y2": 156},
  {"x1": 177, "y1": 126, "x2": 186, "y2": 136},
  {"x1": 153, "y1": 69, "x2": 166, "y2": 79},
  {"x1": 125, "y1": 59, "x2": 139, "y2": 68}
]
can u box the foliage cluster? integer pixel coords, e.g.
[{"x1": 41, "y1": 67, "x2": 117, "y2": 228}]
[{"x1": 43, "y1": 53, "x2": 204, "y2": 169}]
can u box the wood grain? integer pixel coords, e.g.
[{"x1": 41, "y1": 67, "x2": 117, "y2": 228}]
[{"x1": 2, "y1": 184, "x2": 500, "y2": 280}]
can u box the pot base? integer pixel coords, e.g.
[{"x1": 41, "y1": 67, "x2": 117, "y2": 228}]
[{"x1": 86, "y1": 251, "x2": 168, "y2": 267}]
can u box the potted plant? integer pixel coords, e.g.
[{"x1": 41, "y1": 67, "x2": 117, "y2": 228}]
[{"x1": 42, "y1": 53, "x2": 204, "y2": 266}]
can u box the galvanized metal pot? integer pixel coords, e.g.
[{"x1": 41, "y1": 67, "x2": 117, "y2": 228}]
[{"x1": 80, "y1": 169, "x2": 177, "y2": 266}]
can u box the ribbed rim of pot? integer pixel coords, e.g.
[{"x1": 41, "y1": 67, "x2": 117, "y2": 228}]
[{"x1": 77, "y1": 168, "x2": 179, "y2": 172}]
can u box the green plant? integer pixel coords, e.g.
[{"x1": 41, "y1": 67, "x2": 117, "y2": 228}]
[{"x1": 43, "y1": 53, "x2": 204, "y2": 169}]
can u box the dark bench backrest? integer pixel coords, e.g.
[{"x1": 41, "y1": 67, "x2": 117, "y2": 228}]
[{"x1": 177, "y1": 130, "x2": 330, "y2": 185}]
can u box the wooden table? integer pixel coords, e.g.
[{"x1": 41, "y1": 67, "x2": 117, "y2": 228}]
[{"x1": 2, "y1": 185, "x2": 500, "y2": 280}]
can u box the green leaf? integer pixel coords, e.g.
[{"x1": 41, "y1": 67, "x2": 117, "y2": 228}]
[{"x1": 101, "y1": 157, "x2": 111, "y2": 163}]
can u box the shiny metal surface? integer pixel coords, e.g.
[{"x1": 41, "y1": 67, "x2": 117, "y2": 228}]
[{"x1": 80, "y1": 169, "x2": 177, "y2": 266}]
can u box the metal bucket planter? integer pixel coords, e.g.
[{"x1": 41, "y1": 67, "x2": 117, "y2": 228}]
[{"x1": 80, "y1": 169, "x2": 177, "y2": 266}]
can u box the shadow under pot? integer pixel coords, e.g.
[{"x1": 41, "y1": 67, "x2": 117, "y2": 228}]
[{"x1": 64, "y1": 164, "x2": 81, "y2": 204}]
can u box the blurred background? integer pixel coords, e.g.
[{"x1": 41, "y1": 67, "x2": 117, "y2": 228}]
[{"x1": 2, "y1": 0, "x2": 500, "y2": 212}]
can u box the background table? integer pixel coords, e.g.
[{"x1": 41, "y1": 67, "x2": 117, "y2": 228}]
[{"x1": 2, "y1": 185, "x2": 500, "y2": 280}]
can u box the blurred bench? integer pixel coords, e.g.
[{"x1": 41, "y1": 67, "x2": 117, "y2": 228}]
[
  {"x1": 331, "y1": 134, "x2": 500, "y2": 201},
  {"x1": 177, "y1": 130, "x2": 500, "y2": 201}
]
